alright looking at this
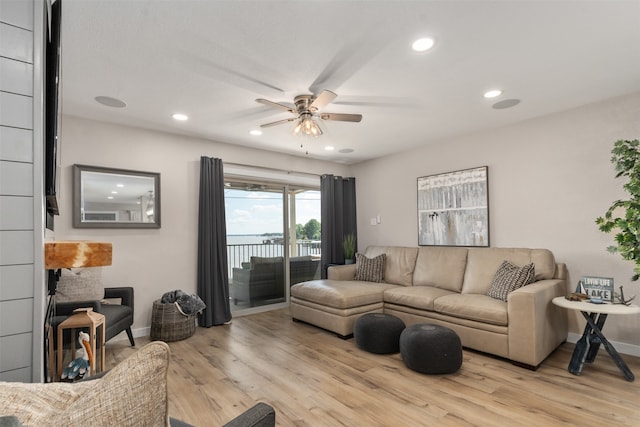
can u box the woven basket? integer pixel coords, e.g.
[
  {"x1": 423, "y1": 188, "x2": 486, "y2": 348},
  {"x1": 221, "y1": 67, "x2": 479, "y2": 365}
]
[{"x1": 150, "y1": 300, "x2": 196, "y2": 342}]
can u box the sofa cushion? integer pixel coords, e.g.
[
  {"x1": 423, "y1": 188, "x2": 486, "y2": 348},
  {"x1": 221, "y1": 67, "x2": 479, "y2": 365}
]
[
  {"x1": 56, "y1": 268, "x2": 104, "y2": 303},
  {"x1": 354, "y1": 253, "x2": 386, "y2": 283},
  {"x1": 486, "y1": 261, "x2": 535, "y2": 302},
  {"x1": 413, "y1": 247, "x2": 468, "y2": 292},
  {"x1": 461, "y1": 248, "x2": 555, "y2": 295},
  {"x1": 434, "y1": 294, "x2": 508, "y2": 326},
  {"x1": 384, "y1": 286, "x2": 455, "y2": 311},
  {"x1": 291, "y1": 280, "x2": 395, "y2": 309},
  {"x1": 381, "y1": 246, "x2": 419, "y2": 286}
]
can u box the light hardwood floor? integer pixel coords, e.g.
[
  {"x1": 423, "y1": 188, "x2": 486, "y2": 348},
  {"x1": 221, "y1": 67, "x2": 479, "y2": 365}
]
[{"x1": 106, "y1": 308, "x2": 640, "y2": 426}]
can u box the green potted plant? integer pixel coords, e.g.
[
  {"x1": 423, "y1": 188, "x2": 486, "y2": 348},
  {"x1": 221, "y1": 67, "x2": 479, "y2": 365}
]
[
  {"x1": 343, "y1": 233, "x2": 356, "y2": 264},
  {"x1": 596, "y1": 139, "x2": 640, "y2": 281}
]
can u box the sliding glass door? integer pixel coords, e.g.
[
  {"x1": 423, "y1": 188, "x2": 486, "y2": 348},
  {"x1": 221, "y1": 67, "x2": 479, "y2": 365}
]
[{"x1": 224, "y1": 181, "x2": 320, "y2": 313}]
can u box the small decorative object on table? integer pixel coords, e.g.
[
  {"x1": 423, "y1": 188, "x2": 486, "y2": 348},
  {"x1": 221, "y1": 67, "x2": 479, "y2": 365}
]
[
  {"x1": 579, "y1": 276, "x2": 614, "y2": 302},
  {"x1": 61, "y1": 331, "x2": 92, "y2": 381},
  {"x1": 614, "y1": 286, "x2": 636, "y2": 306}
]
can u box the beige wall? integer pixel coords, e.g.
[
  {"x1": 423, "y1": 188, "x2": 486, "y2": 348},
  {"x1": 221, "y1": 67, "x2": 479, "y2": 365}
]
[
  {"x1": 55, "y1": 116, "x2": 350, "y2": 337},
  {"x1": 352, "y1": 91, "x2": 640, "y2": 352}
]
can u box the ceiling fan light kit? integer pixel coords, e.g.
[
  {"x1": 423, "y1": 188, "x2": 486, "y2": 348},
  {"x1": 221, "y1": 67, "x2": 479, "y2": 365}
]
[{"x1": 256, "y1": 90, "x2": 363, "y2": 139}]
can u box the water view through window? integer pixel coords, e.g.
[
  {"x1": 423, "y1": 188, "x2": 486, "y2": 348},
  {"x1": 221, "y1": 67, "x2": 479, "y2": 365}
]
[{"x1": 225, "y1": 184, "x2": 320, "y2": 311}]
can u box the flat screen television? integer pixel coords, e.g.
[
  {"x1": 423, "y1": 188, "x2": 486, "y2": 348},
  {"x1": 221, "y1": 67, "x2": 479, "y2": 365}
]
[{"x1": 45, "y1": 0, "x2": 61, "y2": 225}]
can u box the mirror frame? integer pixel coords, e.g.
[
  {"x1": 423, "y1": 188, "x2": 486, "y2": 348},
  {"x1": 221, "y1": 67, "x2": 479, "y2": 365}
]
[{"x1": 73, "y1": 164, "x2": 161, "y2": 229}]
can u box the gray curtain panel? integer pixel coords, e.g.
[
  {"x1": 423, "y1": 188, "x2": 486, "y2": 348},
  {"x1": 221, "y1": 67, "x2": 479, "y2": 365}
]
[
  {"x1": 197, "y1": 157, "x2": 232, "y2": 326},
  {"x1": 320, "y1": 175, "x2": 357, "y2": 278}
]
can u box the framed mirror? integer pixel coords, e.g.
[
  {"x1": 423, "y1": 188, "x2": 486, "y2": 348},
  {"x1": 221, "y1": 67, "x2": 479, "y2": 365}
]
[{"x1": 73, "y1": 164, "x2": 161, "y2": 228}]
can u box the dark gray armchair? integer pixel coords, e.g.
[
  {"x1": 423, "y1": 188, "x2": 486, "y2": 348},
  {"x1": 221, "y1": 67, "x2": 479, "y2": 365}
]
[
  {"x1": 232, "y1": 257, "x2": 285, "y2": 307},
  {"x1": 54, "y1": 286, "x2": 135, "y2": 346}
]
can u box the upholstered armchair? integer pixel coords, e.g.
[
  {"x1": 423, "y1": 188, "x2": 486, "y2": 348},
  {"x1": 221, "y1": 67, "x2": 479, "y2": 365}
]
[
  {"x1": 54, "y1": 287, "x2": 135, "y2": 346},
  {"x1": 53, "y1": 268, "x2": 135, "y2": 346},
  {"x1": 0, "y1": 342, "x2": 276, "y2": 427}
]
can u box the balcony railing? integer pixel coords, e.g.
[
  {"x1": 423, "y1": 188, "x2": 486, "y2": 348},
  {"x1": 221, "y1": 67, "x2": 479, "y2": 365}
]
[{"x1": 226, "y1": 241, "x2": 321, "y2": 276}]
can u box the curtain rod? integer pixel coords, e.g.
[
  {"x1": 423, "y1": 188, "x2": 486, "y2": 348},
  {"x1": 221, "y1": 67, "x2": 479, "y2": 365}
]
[{"x1": 223, "y1": 162, "x2": 321, "y2": 178}]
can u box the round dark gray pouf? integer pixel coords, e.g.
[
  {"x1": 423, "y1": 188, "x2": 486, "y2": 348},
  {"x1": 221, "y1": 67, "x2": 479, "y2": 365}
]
[
  {"x1": 400, "y1": 323, "x2": 462, "y2": 374},
  {"x1": 354, "y1": 313, "x2": 406, "y2": 354}
]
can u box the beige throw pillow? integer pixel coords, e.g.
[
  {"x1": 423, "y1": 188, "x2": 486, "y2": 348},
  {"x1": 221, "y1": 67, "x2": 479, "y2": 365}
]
[{"x1": 56, "y1": 268, "x2": 104, "y2": 303}]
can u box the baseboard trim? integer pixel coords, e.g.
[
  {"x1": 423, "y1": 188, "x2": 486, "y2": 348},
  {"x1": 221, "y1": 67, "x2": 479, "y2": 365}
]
[{"x1": 566, "y1": 333, "x2": 640, "y2": 357}]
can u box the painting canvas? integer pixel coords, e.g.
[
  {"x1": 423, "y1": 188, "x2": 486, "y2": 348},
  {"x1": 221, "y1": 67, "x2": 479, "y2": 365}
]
[{"x1": 417, "y1": 166, "x2": 489, "y2": 246}]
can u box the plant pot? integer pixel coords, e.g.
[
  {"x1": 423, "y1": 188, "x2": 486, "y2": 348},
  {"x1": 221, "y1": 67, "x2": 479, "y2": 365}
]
[{"x1": 345, "y1": 259, "x2": 355, "y2": 265}]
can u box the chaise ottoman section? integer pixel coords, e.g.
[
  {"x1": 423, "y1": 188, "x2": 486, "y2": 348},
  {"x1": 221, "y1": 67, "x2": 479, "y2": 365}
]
[{"x1": 291, "y1": 279, "x2": 398, "y2": 337}]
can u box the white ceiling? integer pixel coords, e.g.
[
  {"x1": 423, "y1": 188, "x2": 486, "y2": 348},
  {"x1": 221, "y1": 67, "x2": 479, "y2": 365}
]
[{"x1": 59, "y1": 0, "x2": 640, "y2": 165}]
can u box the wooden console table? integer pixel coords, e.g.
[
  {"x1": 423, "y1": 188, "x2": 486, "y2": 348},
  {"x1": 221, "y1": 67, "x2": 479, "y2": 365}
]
[{"x1": 552, "y1": 296, "x2": 639, "y2": 382}]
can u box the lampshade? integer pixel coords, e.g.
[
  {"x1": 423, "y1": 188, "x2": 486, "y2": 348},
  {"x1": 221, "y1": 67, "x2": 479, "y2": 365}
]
[
  {"x1": 293, "y1": 113, "x2": 322, "y2": 137},
  {"x1": 44, "y1": 241, "x2": 112, "y2": 269}
]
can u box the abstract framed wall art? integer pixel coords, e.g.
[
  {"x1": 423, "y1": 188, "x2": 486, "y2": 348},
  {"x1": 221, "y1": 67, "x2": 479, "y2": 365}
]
[{"x1": 417, "y1": 166, "x2": 489, "y2": 247}]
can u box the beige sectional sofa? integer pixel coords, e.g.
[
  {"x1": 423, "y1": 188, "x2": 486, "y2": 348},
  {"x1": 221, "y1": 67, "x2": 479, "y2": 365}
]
[{"x1": 290, "y1": 246, "x2": 569, "y2": 368}]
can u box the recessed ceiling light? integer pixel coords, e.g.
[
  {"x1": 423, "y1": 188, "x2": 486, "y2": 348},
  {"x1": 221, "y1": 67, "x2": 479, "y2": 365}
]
[
  {"x1": 116, "y1": 183, "x2": 124, "y2": 188},
  {"x1": 95, "y1": 96, "x2": 126, "y2": 108},
  {"x1": 250, "y1": 130, "x2": 263, "y2": 136},
  {"x1": 325, "y1": 146, "x2": 335, "y2": 151},
  {"x1": 172, "y1": 113, "x2": 189, "y2": 121},
  {"x1": 484, "y1": 90, "x2": 503, "y2": 99},
  {"x1": 111, "y1": 191, "x2": 118, "y2": 194},
  {"x1": 107, "y1": 196, "x2": 114, "y2": 200},
  {"x1": 412, "y1": 37, "x2": 435, "y2": 52}
]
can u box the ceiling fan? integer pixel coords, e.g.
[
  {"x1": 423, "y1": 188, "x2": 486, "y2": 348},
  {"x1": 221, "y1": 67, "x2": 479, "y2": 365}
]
[{"x1": 256, "y1": 90, "x2": 362, "y2": 137}]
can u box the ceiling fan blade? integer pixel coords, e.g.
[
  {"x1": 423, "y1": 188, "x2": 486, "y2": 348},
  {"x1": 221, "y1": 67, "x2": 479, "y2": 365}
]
[
  {"x1": 256, "y1": 98, "x2": 295, "y2": 113},
  {"x1": 319, "y1": 113, "x2": 362, "y2": 123},
  {"x1": 260, "y1": 118, "x2": 296, "y2": 128},
  {"x1": 310, "y1": 90, "x2": 337, "y2": 111}
]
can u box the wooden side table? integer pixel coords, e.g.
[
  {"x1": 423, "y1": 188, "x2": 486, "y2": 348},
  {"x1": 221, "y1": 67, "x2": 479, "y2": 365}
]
[
  {"x1": 552, "y1": 296, "x2": 640, "y2": 381},
  {"x1": 56, "y1": 308, "x2": 106, "y2": 381}
]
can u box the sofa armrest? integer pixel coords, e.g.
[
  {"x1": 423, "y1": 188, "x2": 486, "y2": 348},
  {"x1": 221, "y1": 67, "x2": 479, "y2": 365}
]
[
  {"x1": 327, "y1": 264, "x2": 357, "y2": 281},
  {"x1": 104, "y1": 286, "x2": 134, "y2": 308},
  {"x1": 507, "y1": 278, "x2": 568, "y2": 367},
  {"x1": 222, "y1": 402, "x2": 276, "y2": 427}
]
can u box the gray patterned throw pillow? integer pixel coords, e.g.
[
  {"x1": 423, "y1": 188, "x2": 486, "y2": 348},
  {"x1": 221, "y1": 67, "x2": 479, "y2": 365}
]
[
  {"x1": 354, "y1": 253, "x2": 386, "y2": 283},
  {"x1": 486, "y1": 260, "x2": 535, "y2": 302}
]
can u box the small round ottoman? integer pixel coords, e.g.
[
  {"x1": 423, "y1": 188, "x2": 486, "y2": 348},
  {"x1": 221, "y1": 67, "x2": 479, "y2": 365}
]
[
  {"x1": 354, "y1": 313, "x2": 406, "y2": 354},
  {"x1": 400, "y1": 323, "x2": 462, "y2": 374}
]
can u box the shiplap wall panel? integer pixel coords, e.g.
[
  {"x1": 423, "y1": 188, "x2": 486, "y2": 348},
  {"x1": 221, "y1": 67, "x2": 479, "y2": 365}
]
[
  {"x1": 0, "y1": 196, "x2": 33, "y2": 229},
  {"x1": 0, "y1": 299, "x2": 33, "y2": 335},
  {"x1": 0, "y1": 264, "x2": 34, "y2": 300},
  {"x1": 0, "y1": 160, "x2": 33, "y2": 196},
  {"x1": 0, "y1": 230, "x2": 33, "y2": 266},
  {"x1": 0, "y1": 0, "x2": 37, "y2": 383},
  {"x1": 0, "y1": 23, "x2": 32, "y2": 62},
  {"x1": 0, "y1": 56, "x2": 33, "y2": 96},
  {"x1": 0, "y1": 0, "x2": 34, "y2": 30},
  {"x1": 0, "y1": 92, "x2": 33, "y2": 129},
  {"x1": 0, "y1": 366, "x2": 31, "y2": 382},
  {"x1": 0, "y1": 127, "x2": 32, "y2": 162},
  {"x1": 0, "y1": 333, "x2": 32, "y2": 373}
]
